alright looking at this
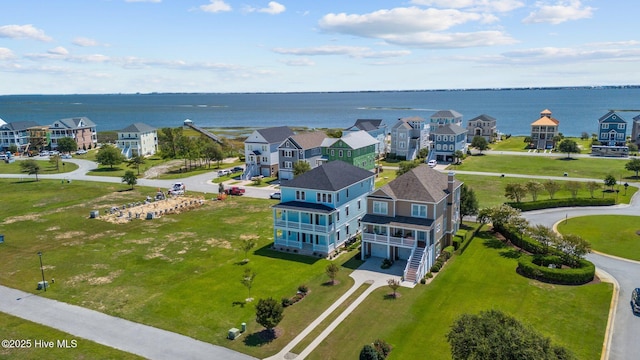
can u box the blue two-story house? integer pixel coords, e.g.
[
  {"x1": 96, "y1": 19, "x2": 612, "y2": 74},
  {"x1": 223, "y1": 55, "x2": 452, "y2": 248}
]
[
  {"x1": 272, "y1": 161, "x2": 375, "y2": 258},
  {"x1": 598, "y1": 111, "x2": 627, "y2": 147},
  {"x1": 432, "y1": 123, "x2": 468, "y2": 163}
]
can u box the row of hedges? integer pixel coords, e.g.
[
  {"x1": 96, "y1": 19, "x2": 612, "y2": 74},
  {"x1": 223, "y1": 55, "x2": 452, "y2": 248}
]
[
  {"x1": 495, "y1": 224, "x2": 545, "y2": 254},
  {"x1": 453, "y1": 224, "x2": 484, "y2": 255},
  {"x1": 429, "y1": 246, "x2": 454, "y2": 273},
  {"x1": 506, "y1": 198, "x2": 615, "y2": 211},
  {"x1": 517, "y1": 255, "x2": 595, "y2": 285}
]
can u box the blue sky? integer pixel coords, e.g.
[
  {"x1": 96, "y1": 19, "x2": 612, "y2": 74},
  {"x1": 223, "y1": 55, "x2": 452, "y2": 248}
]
[{"x1": 0, "y1": 0, "x2": 637, "y2": 94}]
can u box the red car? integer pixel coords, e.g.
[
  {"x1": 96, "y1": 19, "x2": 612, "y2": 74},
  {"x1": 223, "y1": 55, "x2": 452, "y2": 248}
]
[{"x1": 224, "y1": 186, "x2": 245, "y2": 196}]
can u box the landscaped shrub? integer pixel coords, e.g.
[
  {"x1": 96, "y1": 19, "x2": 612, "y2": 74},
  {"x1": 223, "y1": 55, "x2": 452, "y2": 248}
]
[
  {"x1": 507, "y1": 198, "x2": 615, "y2": 211},
  {"x1": 281, "y1": 297, "x2": 293, "y2": 307},
  {"x1": 452, "y1": 237, "x2": 462, "y2": 250},
  {"x1": 380, "y1": 258, "x2": 393, "y2": 269},
  {"x1": 298, "y1": 284, "x2": 309, "y2": 294},
  {"x1": 373, "y1": 339, "x2": 392, "y2": 359},
  {"x1": 517, "y1": 255, "x2": 595, "y2": 285},
  {"x1": 443, "y1": 246, "x2": 454, "y2": 259},
  {"x1": 420, "y1": 278, "x2": 426, "y2": 284},
  {"x1": 430, "y1": 262, "x2": 442, "y2": 273}
]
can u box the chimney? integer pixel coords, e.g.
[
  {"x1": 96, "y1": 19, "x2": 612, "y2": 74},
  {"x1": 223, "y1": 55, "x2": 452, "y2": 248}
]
[{"x1": 446, "y1": 172, "x2": 456, "y2": 245}]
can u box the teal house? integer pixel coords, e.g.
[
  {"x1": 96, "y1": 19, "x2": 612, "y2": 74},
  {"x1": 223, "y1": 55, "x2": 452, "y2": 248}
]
[{"x1": 321, "y1": 130, "x2": 377, "y2": 171}]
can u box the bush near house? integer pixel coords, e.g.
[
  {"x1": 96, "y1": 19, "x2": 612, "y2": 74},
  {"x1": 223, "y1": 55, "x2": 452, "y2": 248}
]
[
  {"x1": 507, "y1": 198, "x2": 614, "y2": 211},
  {"x1": 517, "y1": 255, "x2": 595, "y2": 285}
]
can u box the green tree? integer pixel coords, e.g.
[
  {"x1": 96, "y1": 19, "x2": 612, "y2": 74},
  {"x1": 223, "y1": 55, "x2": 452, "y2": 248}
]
[
  {"x1": 325, "y1": 263, "x2": 340, "y2": 285},
  {"x1": 585, "y1": 181, "x2": 600, "y2": 198},
  {"x1": 127, "y1": 154, "x2": 146, "y2": 175},
  {"x1": 417, "y1": 147, "x2": 429, "y2": 160},
  {"x1": 203, "y1": 141, "x2": 224, "y2": 168},
  {"x1": 558, "y1": 139, "x2": 580, "y2": 158},
  {"x1": 604, "y1": 174, "x2": 616, "y2": 190},
  {"x1": 564, "y1": 181, "x2": 582, "y2": 199},
  {"x1": 453, "y1": 150, "x2": 464, "y2": 164},
  {"x1": 628, "y1": 143, "x2": 639, "y2": 153},
  {"x1": 241, "y1": 268, "x2": 257, "y2": 301},
  {"x1": 326, "y1": 129, "x2": 343, "y2": 138},
  {"x1": 158, "y1": 127, "x2": 184, "y2": 159},
  {"x1": 56, "y1": 137, "x2": 78, "y2": 153},
  {"x1": 471, "y1": 136, "x2": 489, "y2": 154},
  {"x1": 556, "y1": 234, "x2": 591, "y2": 267},
  {"x1": 49, "y1": 154, "x2": 61, "y2": 171},
  {"x1": 528, "y1": 224, "x2": 559, "y2": 254},
  {"x1": 20, "y1": 159, "x2": 41, "y2": 181},
  {"x1": 359, "y1": 344, "x2": 380, "y2": 360},
  {"x1": 447, "y1": 310, "x2": 576, "y2": 360},
  {"x1": 525, "y1": 181, "x2": 544, "y2": 202},
  {"x1": 121, "y1": 170, "x2": 137, "y2": 189},
  {"x1": 96, "y1": 145, "x2": 124, "y2": 169},
  {"x1": 459, "y1": 184, "x2": 479, "y2": 221},
  {"x1": 396, "y1": 161, "x2": 418, "y2": 176},
  {"x1": 293, "y1": 160, "x2": 311, "y2": 176},
  {"x1": 478, "y1": 204, "x2": 522, "y2": 229},
  {"x1": 504, "y1": 183, "x2": 527, "y2": 203},
  {"x1": 8, "y1": 144, "x2": 18, "y2": 154},
  {"x1": 255, "y1": 297, "x2": 284, "y2": 338},
  {"x1": 543, "y1": 180, "x2": 561, "y2": 199},
  {"x1": 239, "y1": 238, "x2": 256, "y2": 263},
  {"x1": 625, "y1": 158, "x2": 640, "y2": 178}
]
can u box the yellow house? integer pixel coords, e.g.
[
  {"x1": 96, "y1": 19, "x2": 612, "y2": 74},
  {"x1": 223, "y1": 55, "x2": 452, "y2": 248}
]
[{"x1": 530, "y1": 109, "x2": 559, "y2": 149}]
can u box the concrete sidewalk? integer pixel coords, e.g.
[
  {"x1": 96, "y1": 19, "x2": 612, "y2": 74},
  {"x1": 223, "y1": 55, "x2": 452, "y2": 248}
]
[{"x1": 0, "y1": 285, "x2": 256, "y2": 360}]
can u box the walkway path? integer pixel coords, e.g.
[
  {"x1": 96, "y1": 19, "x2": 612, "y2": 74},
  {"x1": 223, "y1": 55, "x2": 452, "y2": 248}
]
[{"x1": 0, "y1": 285, "x2": 256, "y2": 360}]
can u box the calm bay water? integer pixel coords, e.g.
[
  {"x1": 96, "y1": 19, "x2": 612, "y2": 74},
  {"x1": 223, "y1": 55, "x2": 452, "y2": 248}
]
[{"x1": 1, "y1": 88, "x2": 639, "y2": 136}]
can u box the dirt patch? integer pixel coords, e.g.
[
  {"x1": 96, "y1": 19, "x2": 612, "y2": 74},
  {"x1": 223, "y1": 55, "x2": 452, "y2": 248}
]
[
  {"x1": 89, "y1": 270, "x2": 123, "y2": 285},
  {"x1": 3, "y1": 214, "x2": 40, "y2": 224},
  {"x1": 142, "y1": 159, "x2": 184, "y2": 179},
  {"x1": 55, "y1": 231, "x2": 86, "y2": 240},
  {"x1": 99, "y1": 196, "x2": 206, "y2": 224},
  {"x1": 205, "y1": 238, "x2": 232, "y2": 249}
]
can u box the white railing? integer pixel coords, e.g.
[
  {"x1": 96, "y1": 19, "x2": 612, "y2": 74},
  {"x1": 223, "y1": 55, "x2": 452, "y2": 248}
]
[
  {"x1": 274, "y1": 221, "x2": 333, "y2": 233},
  {"x1": 362, "y1": 233, "x2": 415, "y2": 248},
  {"x1": 415, "y1": 250, "x2": 427, "y2": 282},
  {"x1": 274, "y1": 238, "x2": 301, "y2": 249},
  {"x1": 403, "y1": 247, "x2": 416, "y2": 280}
]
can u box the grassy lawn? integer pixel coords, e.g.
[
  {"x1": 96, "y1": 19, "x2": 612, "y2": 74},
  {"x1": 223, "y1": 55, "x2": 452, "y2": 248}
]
[
  {"x1": 558, "y1": 215, "x2": 640, "y2": 261},
  {"x1": 0, "y1": 312, "x2": 143, "y2": 360},
  {"x1": 308, "y1": 230, "x2": 612, "y2": 360},
  {"x1": 451, "y1": 153, "x2": 637, "y2": 181},
  {"x1": 0, "y1": 179, "x2": 361, "y2": 359},
  {"x1": 86, "y1": 156, "x2": 168, "y2": 178},
  {"x1": 0, "y1": 159, "x2": 79, "y2": 175},
  {"x1": 157, "y1": 159, "x2": 244, "y2": 180},
  {"x1": 455, "y1": 173, "x2": 636, "y2": 208},
  {"x1": 490, "y1": 136, "x2": 592, "y2": 153}
]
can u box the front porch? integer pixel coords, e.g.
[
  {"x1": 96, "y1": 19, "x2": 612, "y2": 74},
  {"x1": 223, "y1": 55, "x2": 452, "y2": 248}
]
[{"x1": 355, "y1": 257, "x2": 415, "y2": 288}]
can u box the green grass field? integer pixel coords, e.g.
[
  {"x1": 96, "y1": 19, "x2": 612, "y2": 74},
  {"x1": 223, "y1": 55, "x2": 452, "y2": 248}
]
[
  {"x1": 0, "y1": 159, "x2": 79, "y2": 175},
  {"x1": 452, "y1": 153, "x2": 637, "y2": 181},
  {"x1": 307, "y1": 231, "x2": 612, "y2": 360},
  {"x1": 558, "y1": 215, "x2": 640, "y2": 261},
  {"x1": 0, "y1": 179, "x2": 361, "y2": 358},
  {"x1": 490, "y1": 136, "x2": 592, "y2": 153}
]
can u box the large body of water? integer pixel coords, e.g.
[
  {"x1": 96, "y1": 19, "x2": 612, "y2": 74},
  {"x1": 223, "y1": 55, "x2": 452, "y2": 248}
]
[{"x1": 1, "y1": 87, "x2": 639, "y2": 136}]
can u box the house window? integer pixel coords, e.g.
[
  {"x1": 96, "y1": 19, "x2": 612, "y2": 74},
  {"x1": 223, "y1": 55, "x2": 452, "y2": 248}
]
[
  {"x1": 284, "y1": 161, "x2": 292, "y2": 169},
  {"x1": 357, "y1": 199, "x2": 361, "y2": 210},
  {"x1": 411, "y1": 204, "x2": 427, "y2": 218},
  {"x1": 346, "y1": 188, "x2": 349, "y2": 197},
  {"x1": 336, "y1": 210, "x2": 340, "y2": 221},
  {"x1": 262, "y1": 156, "x2": 268, "y2": 163},
  {"x1": 373, "y1": 201, "x2": 387, "y2": 215},
  {"x1": 618, "y1": 124, "x2": 625, "y2": 129},
  {"x1": 436, "y1": 135, "x2": 441, "y2": 141},
  {"x1": 339, "y1": 150, "x2": 343, "y2": 157},
  {"x1": 317, "y1": 193, "x2": 321, "y2": 202},
  {"x1": 328, "y1": 194, "x2": 332, "y2": 203},
  {"x1": 347, "y1": 150, "x2": 351, "y2": 157},
  {"x1": 602, "y1": 124, "x2": 609, "y2": 129},
  {"x1": 262, "y1": 145, "x2": 268, "y2": 152},
  {"x1": 296, "y1": 191, "x2": 306, "y2": 200},
  {"x1": 449, "y1": 144, "x2": 454, "y2": 151},
  {"x1": 346, "y1": 225, "x2": 350, "y2": 235},
  {"x1": 436, "y1": 144, "x2": 441, "y2": 150},
  {"x1": 331, "y1": 149, "x2": 335, "y2": 156},
  {"x1": 337, "y1": 230, "x2": 340, "y2": 241},
  {"x1": 346, "y1": 206, "x2": 349, "y2": 216},
  {"x1": 436, "y1": 223, "x2": 441, "y2": 233}
]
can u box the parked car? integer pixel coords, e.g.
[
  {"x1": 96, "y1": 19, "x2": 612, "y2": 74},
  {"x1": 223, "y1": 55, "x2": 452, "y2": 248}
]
[
  {"x1": 427, "y1": 159, "x2": 437, "y2": 168},
  {"x1": 224, "y1": 186, "x2": 245, "y2": 196},
  {"x1": 76, "y1": 149, "x2": 87, "y2": 155},
  {"x1": 218, "y1": 169, "x2": 231, "y2": 176},
  {"x1": 232, "y1": 166, "x2": 244, "y2": 173},
  {"x1": 269, "y1": 192, "x2": 281, "y2": 199},
  {"x1": 39, "y1": 151, "x2": 50, "y2": 157},
  {"x1": 61, "y1": 154, "x2": 72, "y2": 159},
  {"x1": 632, "y1": 288, "x2": 640, "y2": 315},
  {"x1": 168, "y1": 182, "x2": 186, "y2": 195}
]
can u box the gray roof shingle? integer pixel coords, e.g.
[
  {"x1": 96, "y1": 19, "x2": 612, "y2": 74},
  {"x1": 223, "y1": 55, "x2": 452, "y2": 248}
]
[
  {"x1": 120, "y1": 122, "x2": 156, "y2": 133},
  {"x1": 375, "y1": 165, "x2": 461, "y2": 203},
  {"x1": 257, "y1": 126, "x2": 295, "y2": 144},
  {"x1": 281, "y1": 160, "x2": 374, "y2": 191},
  {"x1": 433, "y1": 123, "x2": 467, "y2": 135}
]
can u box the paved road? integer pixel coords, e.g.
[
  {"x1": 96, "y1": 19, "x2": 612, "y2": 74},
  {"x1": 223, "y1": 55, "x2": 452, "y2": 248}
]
[{"x1": 0, "y1": 285, "x2": 256, "y2": 360}]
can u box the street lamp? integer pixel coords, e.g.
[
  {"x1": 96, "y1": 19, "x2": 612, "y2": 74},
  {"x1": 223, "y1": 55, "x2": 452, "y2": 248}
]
[
  {"x1": 37, "y1": 251, "x2": 46, "y2": 292},
  {"x1": 624, "y1": 182, "x2": 629, "y2": 195}
]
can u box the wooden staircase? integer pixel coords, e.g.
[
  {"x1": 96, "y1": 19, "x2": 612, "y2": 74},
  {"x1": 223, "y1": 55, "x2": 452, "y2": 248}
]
[{"x1": 404, "y1": 247, "x2": 425, "y2": 283}]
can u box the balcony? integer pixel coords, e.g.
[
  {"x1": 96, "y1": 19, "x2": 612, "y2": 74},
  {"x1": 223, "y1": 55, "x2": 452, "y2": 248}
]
[
  {"x1": 362, "y1": 232, "x2": 415, "y2": 248},
  {"x1": 274, "y1": 220, "x2": 333, "y2": 233}
]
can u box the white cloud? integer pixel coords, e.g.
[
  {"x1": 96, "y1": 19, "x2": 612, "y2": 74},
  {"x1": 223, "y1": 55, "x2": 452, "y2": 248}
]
[
  {"x1": 200, "y1": 0, "x2": 232, "y2": 13},
  {"x1": 0, "y1": 24, "x2": 52, "y2": 42},
  {"x1": 244, "y1": 1, "x2": 286, "y2": 14},
  {"x1": 280, "y1": 58, "x2": 315, "y2": 66},
  {"x1": 0, "y1": 47, "x2": 15, "y2": 60},
  {"x1": 48, "y1": 46, "x2": 69, "y2": 56},
  {"x1": 318, "y1": 7, "x2": 514, "y2": 48},
  {"x1": 273, "y1": 45, "x2": 411, "y2": 59},
  {"x1": 73, "y1": 37, "x2": 100, "y2": 47},
  {"x1": 411, "y1": 0, "x2": 525, "y2": 12},
  {"x1": 523, "y1": 0, "x2": 595, "y2": 25}
]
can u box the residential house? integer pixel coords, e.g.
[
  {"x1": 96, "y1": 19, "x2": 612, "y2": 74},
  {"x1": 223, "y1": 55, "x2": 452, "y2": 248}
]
[
  {"x1": 466, "y1": 114, "x2": 497, "y2": 143},
  {"x1": 429, "y1": 110, "x2": 463, "y2": 133},
  {"x1": 321, "y1": 130, "x2": 377, "y2": 171},
  {"x1": 432, "y1": 124, "x2": 468, "y2": 162},
  {"x1": 345, "y1": 119, "x2": 388, "y2": 156},
  {"x1": 244, "y1": 126, "x2": 295, "y2": 178},
  {"x1": 597, "y1": 111, "x2": 627, "y2": 147},
  {"x1": 116, "y1": 122, "x2": 158, "y2": 159},
  {"x1": 0, "y1": 121, "x2": 40, "y2": 152},
  {"x1": 277, "y1": 130, "x2": 327, "y2": 181},
  {"x1": 360, "y1": 165, "x2": 462, "y2": 283},
  {"x1": 49, "y1": 117, "x2": 97, "y2": 151},
  {"x1": 631, "y1": 114, "x2": 640, "y2": 145},
  {"x1": 27, "y1": 125, "x2": 50, "y2": 152},
  {"x1": 389, "y1": 117, "x2": 428, "y2": 160},
  {"x1": 530, "y1": 109, "x2": 560, "y2": 150},
  {"x1": 272, "y1": 161, "x2": 375, "y2": 257}
]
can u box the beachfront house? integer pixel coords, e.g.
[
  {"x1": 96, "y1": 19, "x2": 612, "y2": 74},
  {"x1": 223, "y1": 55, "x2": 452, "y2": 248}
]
[
  {"x1": 244, "y1": 126, "x2": 295, "y2": 179},
  {"x1": 389, "y1": 117, "x2": 428, "y2": 160},
  {"x1": 272, "y1": 161, "x2": 375, "y2": 257},
  {"x1": 321, "y1": 130, "x2": 378, "y2": 171},
  {"x1": 597, "y1": 111, "x2": 627, "y2": 147},
  {"x1": 429, "y1": 110, "x2": 463, "y2": 134},
  {"x1": 0, "y1": 120, "x2": 40, "y2": 153},
  {"x1": 116, "y1": 122, "x2": 158, "y2": 159},
  {"x1": 360, "y1": 166, "x2": 462, "y2": 283},
  {"x1": 277, "y1": 130, "x2": 327, "y2": 181},
  {"x1": 466, "y1": 114, "x2": 497, "y2": 143},
  {"x1": 49, "y1": 117, "x2": 98, "y2": 152},
  {"x1": 345, "y1": 119, "x2": 388, "y2": 156},
  {"x1": 530, "y1": 109, "x2": 560, "y2": 150},
  {"x1": 432, "y1": 124, "x2": 468, "y2": 163},
  {"x1": 631, "y1": 115, "x2": 640, "y2": 145}
]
